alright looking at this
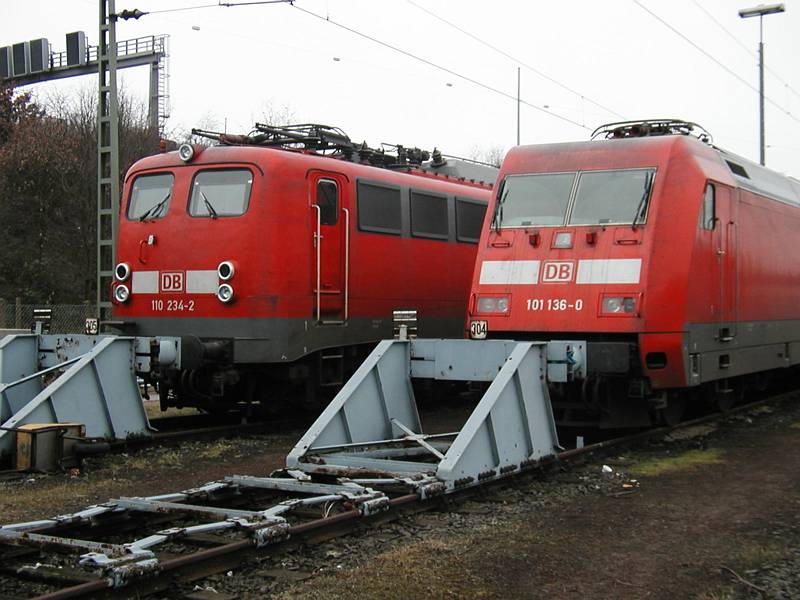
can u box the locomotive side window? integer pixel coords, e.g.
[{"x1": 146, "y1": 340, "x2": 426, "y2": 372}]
[
  {"x1": 456, "y1": 198, "x2": 487, "y2": 243},
  {"x1": 189, "y1": 169, "x2": 252, "y2": 218},
  {"x1": 357, "y1": 181, "x2": 402, "y2": 235},
  {"x1": 127, "y1": 173, "x2": 174, "y2": 220},
  {"x1": 316, "y1": 179, "x2": 338, "y2": 225},
  {"x1": 411, "y1": 191, "x2": 448, "y2": 240},
  {"x1": 569, "y1": 168, "x2": 655, "y2": 225},
  {"x1": 701, "y1": 183, "x2": 716, "y2": 230},
  {"x1": 495, "y1": 173, "x2": 575, "y2": 227}
]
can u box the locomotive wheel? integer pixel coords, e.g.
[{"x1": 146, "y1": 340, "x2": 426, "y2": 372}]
[
  {"x1": 243, "y1": 375, "x2": 292, "y2": 416},
  {"x1": 751, "y1": 372, "x2": 770, "y2": 393},
  {"x1": 715, "y1": 393, "x2": 735, "y2": 412},
  {"x1": 658, "y1": 393, "x2": 686, "y2": 426},
  {"x1": 714, "y1": 379, "x2": 742, "y2": 412}
]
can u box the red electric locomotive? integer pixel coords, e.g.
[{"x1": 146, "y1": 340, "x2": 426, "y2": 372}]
[
  {"x1": 467, "y1": 119, "x2": 800, "y2": 427},
  {"x1": 111, "y1": 124, "x2": 496, "y2": 412}
]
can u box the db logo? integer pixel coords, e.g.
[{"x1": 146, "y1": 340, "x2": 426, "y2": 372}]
[
  {"x1": 160, "y1": 271, "x2": 185, "y2": 293},
  {"x1": 541, "y1": 261, "x2": 574, "y2": 283}
]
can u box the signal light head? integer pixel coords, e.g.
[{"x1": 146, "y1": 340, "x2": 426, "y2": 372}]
[
  {"x1": 114, "y1": 284, "x2": 131, "y2": 303},
  {"x1": 115, "y1": 262, "x2": 131, "y2": 282},
  {"x1": 475, "y1": 295, "x2": 510, "y2": 314},
  {"x1": 217, "y1": 283, "x2": 235, "y2": 303},
  {"x1": 601, "y1": 296, "x2": 637, "y2": 315},
  {"x1": 178, "y1": 143, "x2": 195, "y2": 162},
  {"x1": 218, "y1": 260, "x2": 235, "y2": 281},
  {"x1": 553, "y1": 231, "x2": 573, "y2": 249}
]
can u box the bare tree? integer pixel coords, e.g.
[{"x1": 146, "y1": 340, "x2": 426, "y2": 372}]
[
  {"x1": 256, "y1": 98, "x2": 296, "y2": 126},
  {"x1": 0, "y1": 83, "x2": 158, "y2": 303},
  {"x1": 468, "y1": 145, "x2": 506, "y2": 168}
]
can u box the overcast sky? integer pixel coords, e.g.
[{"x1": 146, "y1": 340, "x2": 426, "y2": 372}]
[{"x1": 2, "y1": 0, "x2": 798, "y2": 175}]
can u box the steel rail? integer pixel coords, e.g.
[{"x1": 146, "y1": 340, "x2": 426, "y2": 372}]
[
  {"x1": 33, "y1": 494, "x2": 420, "y2": 600},
  {"x1": 0, "y1": 416, "x2": 307, "y2": 479},
  {"x1": 24, "y1": 391, "x2": 797, "y2": 600}
]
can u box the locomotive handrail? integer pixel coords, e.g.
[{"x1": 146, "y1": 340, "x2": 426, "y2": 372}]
[
  {"x1": 312, "y1": 205, "x2": 322, "y2": 323},
  {"x1": 727, "y1": 219, "x2": 740, "y2": 339},
  {"x1": 343, "y1": 207, "x2": 350, "y2": 321}
]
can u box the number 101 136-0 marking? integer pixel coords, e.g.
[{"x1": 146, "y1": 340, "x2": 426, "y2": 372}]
[{"x1": 526, "y1": 298, "x2": 583, "y2": 311}]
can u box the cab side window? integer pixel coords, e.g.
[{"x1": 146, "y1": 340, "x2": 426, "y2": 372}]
[
  {"x1": 316, "y1": 179, "x2": 338, "y2": 225},
  {"x1": 701, "y1": 183, "x2": 715, "y2": 230}
]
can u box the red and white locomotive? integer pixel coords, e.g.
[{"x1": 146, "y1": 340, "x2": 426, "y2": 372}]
[
  {"x1": 467, "y1": 120, "x2": 800, "y2": 427},
  {"x1": 111, "y1": 124, "x2": 495, "y2": 411}
]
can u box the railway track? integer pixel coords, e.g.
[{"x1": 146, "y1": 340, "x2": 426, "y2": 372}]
[
  {"x1": 0, "y1": 412, "x2": 312, "y2": 483},
  {"x1": 0, "y1": 389, "x2": 793, "y2": 600}
]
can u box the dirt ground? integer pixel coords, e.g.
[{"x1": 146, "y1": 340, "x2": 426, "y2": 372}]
[{"x1": 1, "y1": 399, "x2": 798, "y2": 599}]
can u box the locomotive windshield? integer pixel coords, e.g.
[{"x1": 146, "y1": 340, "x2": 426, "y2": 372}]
[
  {"x1": 569, "y1": 169, "x2": 654, "y2": 225},
  {"x1": 127, "y1": 173, "x2": 174, "y2": 220},
  {"x1": 495, "y1": 168, "x2": 655, "y2": 228},
  {"x1": 189, "y1": 169, "x2": 253, "y2": 218},
  {"x1": 496, "y1": 173, "x2": 576, "y2": 227}
]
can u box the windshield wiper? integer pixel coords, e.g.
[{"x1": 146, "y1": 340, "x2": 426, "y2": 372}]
[
  {"x1": 200, "y1": 191, "x2": 218, "y2": 219},
  {"x1": 139, "y1": 193, "x2": 170, "y2": 222},
  {"x1": 491, "y1": 184, "x2": 509, "y2": 232},
  {"x1": 631, "y1": 172, "x2": 654, "y2": 231}
]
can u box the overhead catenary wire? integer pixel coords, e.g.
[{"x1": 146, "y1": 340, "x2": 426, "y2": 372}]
[
  {"x1": 633, "y1": 0, "x2": 800, "y2": 125},
  {"x1": 405, "y1": 0, "x2": 626, "y2": 121},
  {"x1": 292, "y1": 3, "x2": 591, "y2": 131},
  {"x1": 691, "y1": 0, "x2": 800, "y2": 102},
  {"x1": 132, "y1": 0, "x2": 293, "y2": 16}
]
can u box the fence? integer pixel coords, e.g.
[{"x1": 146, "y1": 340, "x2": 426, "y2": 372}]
[{"x1": 0, "y1": 299, "x2": 96, "y2": 334}]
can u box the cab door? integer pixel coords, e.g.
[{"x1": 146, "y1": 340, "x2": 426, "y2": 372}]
[
  {"x1": 713, "y1": 184, "x2": 738, "y2": 340},
  {"x1": 309, "y1": 172, "x2": 349, "y2": 322}
]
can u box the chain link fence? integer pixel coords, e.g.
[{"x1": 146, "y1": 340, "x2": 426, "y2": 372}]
[{"x1": 0, "y1": 299, "x2": 96, "y2": 334}]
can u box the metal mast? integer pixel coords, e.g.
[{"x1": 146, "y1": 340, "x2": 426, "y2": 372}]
[
  {"x1": 738, "y1": 3, "x2": 785, "y2": 166},
  {"x1": 96, "y1": 0, "x2": 120, "y2": 317}
]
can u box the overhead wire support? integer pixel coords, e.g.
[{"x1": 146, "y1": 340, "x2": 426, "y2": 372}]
[
  {"x1": 292, "y1": 4, "x2": 590, "y2": 131},
  {"x1": 117, "y1": 0, "x2": 293, "y2": 18},
  {"x1": 405, "y1": 0, "x2": 625, "y2": 121},
  {"x1": 633, "y1": 0, "x2": 799, "y2": 125}
]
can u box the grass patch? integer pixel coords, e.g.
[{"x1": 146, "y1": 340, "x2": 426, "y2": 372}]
[
  {"x1": 143, "y1": 402, "x2": 200, "y2": 419},
  {"x1": 633, "y1": 448, "x2": 725, "y2": 476},
  {"x1": 698, "y1": 543, "x2": 791, "y2": 600},
  {"x1": 732, "y1": 541, "x2": 791, "y2": 565},
  {"x1": 0, "y1": 478, "x2": 122, "y2": 523},
  {"x1": 790, "y1": 421, "x2": 800, "y2": 430},
  {"x1": 198, "y1": 440, "x2": 234, "y2": 459},
  {"x1": 695, "y1": 589, "x2": 735, "y2": 600},
  {"x1": 277, "y1": 538, "x2": 490, "y2": 600}
]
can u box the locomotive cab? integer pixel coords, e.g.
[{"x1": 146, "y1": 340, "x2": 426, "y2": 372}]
[{"x1": 469, "y1": 160, "x2": 657, "y2": 426}]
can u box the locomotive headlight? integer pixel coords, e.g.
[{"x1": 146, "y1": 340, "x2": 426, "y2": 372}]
[
  {"x1": 218, "y1": 260, "x2": 236, "y2": 281},
  {"x1": 553, "y1": 231, "x2": 573, "y2": 249},
  {"x1": 601, "y1": 296, "x2": 637, "y2": 315},
  {"x1": 114, "y1": 284, "x2": 131, "y2": 303},
  {"x1": 217, "y1": 283, "x2": 235, "y2": 303},
  {"x1": 476, "y1": 295, "x2": 510, "y2": 314},
  {"x1": 114, "y1": 262, "x2": 131, "y2": 282},
  {"x1": 178, "y1": 143, "x2": 195, "y2": 162}
]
